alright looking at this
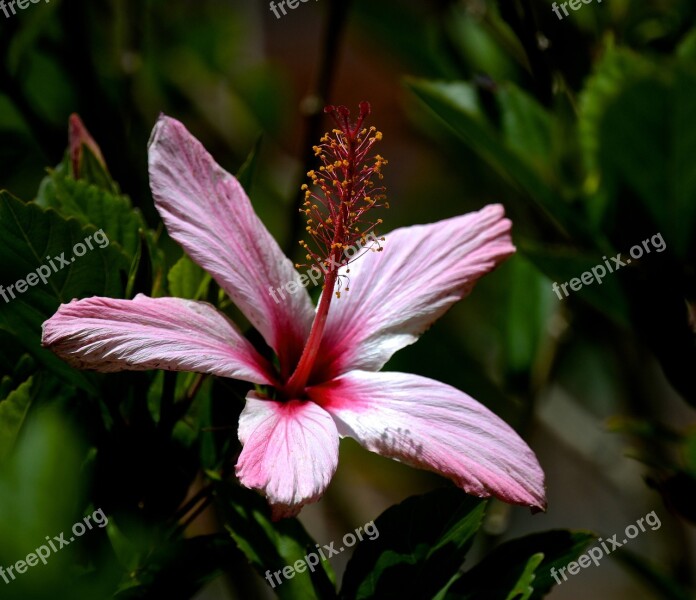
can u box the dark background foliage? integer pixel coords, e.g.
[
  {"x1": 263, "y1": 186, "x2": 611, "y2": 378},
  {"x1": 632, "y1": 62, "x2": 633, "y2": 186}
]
[{"x1": 0, "y1": 0, "x2": 695, "y2": 598}]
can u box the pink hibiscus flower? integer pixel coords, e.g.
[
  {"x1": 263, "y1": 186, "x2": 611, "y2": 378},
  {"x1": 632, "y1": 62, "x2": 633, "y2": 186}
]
[{"x1": 42, "y1": 105, "x2": 545, "y2": 518}]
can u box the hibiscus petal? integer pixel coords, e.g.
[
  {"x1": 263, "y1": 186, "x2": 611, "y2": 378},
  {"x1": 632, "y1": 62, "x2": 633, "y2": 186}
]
[
  {"x1": 308, "y1": 370, "x2": 546, "y2": 510},
  {"x1": 236, "y1": 395, "x2": 339, "y2": 519},
  {"x1": 42, "y1": 294, "x2": 274, "y2": 384},
  {"x1": 314, "y1": 205, "x2": 515, "y2": 378},
  {"x1": 148, "y1": 116, "x2": 314, "y2": 373}
]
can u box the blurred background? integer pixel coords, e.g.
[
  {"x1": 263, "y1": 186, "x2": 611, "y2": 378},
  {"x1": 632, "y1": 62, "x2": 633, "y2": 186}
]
[{"x1": 1, "y1": 0, "x2": 695, "y2": 598}]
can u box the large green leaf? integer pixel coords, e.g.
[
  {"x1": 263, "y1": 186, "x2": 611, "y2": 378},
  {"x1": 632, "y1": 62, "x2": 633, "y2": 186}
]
[
  {"x1": 0, "y1": 191, "x2": 128, "y2": 389},
  {"x1": 219, "y1": 483, "x2": 336, "y2": 600},
  {"x1": 442, "y1": 530, "x2": 595, "y2": 599},
  {"x1": 340, "y1": 488, "x2": 486, "y2": 600}
]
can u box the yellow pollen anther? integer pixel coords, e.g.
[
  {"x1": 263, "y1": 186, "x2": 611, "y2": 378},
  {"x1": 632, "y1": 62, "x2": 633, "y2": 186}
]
[{"x1": 296, "y1": 103, "x2": 387, "y2": 277}]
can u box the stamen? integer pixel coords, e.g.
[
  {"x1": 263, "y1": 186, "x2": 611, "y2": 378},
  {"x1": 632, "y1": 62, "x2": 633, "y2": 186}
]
[
  {"x1": 284, "y1": 102, "x2": 388, "y2": 399},
  {"x1": 297, "y1": 101, "x2": 388, "y2": 284}
]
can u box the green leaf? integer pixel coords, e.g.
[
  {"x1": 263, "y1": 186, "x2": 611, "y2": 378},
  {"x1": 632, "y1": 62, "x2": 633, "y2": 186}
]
[
  {"x1": 442, "y1": 530, "x2": 595, "y2": 599},
  {"x1": 0, "y1": 191, "x2": 127, "y2": 390},
  {"x1": 579, "y1": 47, "x2": 696, "y2": 257},
  {"x1": 497, "y1": 85, "x2": 553, "y2": 178},
  {"x1": 340, "y1": 488, "x2": 486, "y2": 600},
  {"x1": 0, "y1": 377, "x2": 33, "y2": 462},
  {"x1": 218, "y1": 483, "x2": 336, "y2": 600},
  {"x1": 505, "y1": 553, "x2": 544, "y2": 600},
  {"x1": 503, "y1": 255, "x2": 556, "y2": 376},
  {"x1": 167, "y1": 254, "x2": 211, "y2": 300},
  {"x1": 36, "y1": 170, "x2": 146, "y2": 261},
  {"x1": 407, "y1": 78, "x2": 588, "y2": 241},
  {"x1": 578, "y1": 48, "x2": 656, "y2": 183}
]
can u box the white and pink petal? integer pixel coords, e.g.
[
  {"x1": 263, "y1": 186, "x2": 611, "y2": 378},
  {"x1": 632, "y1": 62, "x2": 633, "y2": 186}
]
[
  {"x1": 308, "y1": 370, "x2": 546, "y2": 510},
  {"x1": 236, "y1": 395, "x2": 339, "y2": 519},
  {"x1": 313, "y1": 205, "x2": 515, "y2": 379},
  {"x1": 41, "y1": 294, "x2": 274, "y2": 384},
  {"x1": 148, "y1": 116, "x2": 314, "y2": 373}
]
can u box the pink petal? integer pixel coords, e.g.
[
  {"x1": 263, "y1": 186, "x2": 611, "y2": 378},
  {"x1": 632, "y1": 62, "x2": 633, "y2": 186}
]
[
  {"x1": 308, "y1": 370, "x2": 546, "y2": 510},
  {"x1": 148, "y1": 116, "x2": 314, "y2": 374},
  {"x1": 42, "y1": 295, "x2": 274, "y2": 384},
  {"x1": 236, "y1": 395, "x2": 339, "y2": 519},
  {"x1": 314, "y1": 205, "x2": 515, "y2": 378}
]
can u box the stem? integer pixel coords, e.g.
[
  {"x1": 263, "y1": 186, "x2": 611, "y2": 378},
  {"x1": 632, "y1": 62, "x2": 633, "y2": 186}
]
[
  {"x1": 159, "y1": 370, "x2": 177, "y2": 431},
  {"x1": 169, "y1": 494, "x2": 215, "y2": 540},
  {"x1": 172, "y1": 482, "x2": 215, "y2": 523},
  {"x1": 284, "y1": 0, "x2": 352, "y2": 256},
  {"x1": 283, "y1": 267, "x2": 339, "y2": 398},
  {"x1": 499, "y1": 0, "x2": 553, "y2": 105}
]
